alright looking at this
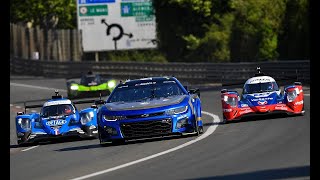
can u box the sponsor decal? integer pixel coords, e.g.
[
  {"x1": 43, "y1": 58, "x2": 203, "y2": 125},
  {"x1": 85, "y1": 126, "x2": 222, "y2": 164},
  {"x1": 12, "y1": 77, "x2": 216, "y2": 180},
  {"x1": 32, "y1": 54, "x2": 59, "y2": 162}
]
[
  {"x1": 223, "y1": 108, "x2": 232, "y2": 112},
  {"x1": 275, "y1": 106, "x2": 288, "y2": 110},
  {"x1": 140, "y1": 102, "x2": 150, "y2": 105},
  {"x1": 54, "y1": 128, "x2": 59, "y2": 135},
  {"x1": 46, "y1": 120, "x2": 67, "y2": 126},
  {"x1": 241, "y1": 104, "x2": 248, "y2": 107},
  {"x1": 258, "y1": 100, "x2": 268, "y2": 105},
  {"x1": 118, "y1": 85, "x2": 128, "y2": 88},
  {"x1": 251, "y1": 97, "x2": 273, "y2": 101},
  {"x1": 240, "y1": 108, "x2": 252, "y2": 115},
  {"x1": 44, "y1": 100, "x2": 72, "y2": 107},
  {"x1": 163, "y1": 81, "x2": 176, "y2": 84},
  {"x1": 141, "y1": 114, "x2": 149, "y2": 118},
  {"x1": 88, "y1": 82, "x2": 98, "y2": 86},
  {"x1": 294, "y1": 100, "x2": 304, "y2": 105},
  {"x1": 162, "y1": 119, "x2": 171, "y2": 124},
  {"x1": 135, "y1": 81, "x2": 156, "y2": 86},
  {"x1": 247, "y1": 77, "x2": 274, "y2": 84},
  {"x1": 253, "y1": 92, "x2": 274, "y2": 98}
]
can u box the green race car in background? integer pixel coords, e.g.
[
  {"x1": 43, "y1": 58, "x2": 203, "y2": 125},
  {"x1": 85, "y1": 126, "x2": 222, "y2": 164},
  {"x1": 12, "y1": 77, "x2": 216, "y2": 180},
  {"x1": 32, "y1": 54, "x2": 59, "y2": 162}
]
[{"x1": 66, "y1": 71, "x2": 117, "y2": 99}]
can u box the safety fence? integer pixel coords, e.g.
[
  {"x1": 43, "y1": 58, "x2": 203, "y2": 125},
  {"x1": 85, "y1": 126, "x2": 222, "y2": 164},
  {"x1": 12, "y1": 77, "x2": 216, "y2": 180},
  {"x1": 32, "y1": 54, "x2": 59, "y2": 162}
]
[{"x1": 10, "y1": 58, "x2": 310, "y2": 86}]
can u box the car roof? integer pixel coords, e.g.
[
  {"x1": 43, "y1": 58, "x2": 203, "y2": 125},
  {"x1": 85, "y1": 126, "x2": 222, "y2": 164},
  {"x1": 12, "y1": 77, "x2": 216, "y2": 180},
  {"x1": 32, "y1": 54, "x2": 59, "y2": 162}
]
[
  {"x1": 122, "y1": 77, "x2": 177, "y2": 85},
  {"x1": 43, "y1": 98, "x2": 72, "y2": 107},
  {"x1": 245, "y1": 75, "x2": 276, "y2": 85}
]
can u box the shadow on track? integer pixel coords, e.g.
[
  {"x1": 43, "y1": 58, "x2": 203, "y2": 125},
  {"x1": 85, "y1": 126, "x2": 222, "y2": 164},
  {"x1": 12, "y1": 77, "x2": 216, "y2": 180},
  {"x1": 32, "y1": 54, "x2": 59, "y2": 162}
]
[
  {"x1": 220, "y1": 113, "x2": 305, "y2": 125},
  {"x1": 185, "y1": 165, "x2": 310, "y2": 180},
  {"x1": 10, "y1": 136, "x2": 97, "y2": 148},
  {"x1": 55, "y1": 134, "x2": 198, "y2": 152}
]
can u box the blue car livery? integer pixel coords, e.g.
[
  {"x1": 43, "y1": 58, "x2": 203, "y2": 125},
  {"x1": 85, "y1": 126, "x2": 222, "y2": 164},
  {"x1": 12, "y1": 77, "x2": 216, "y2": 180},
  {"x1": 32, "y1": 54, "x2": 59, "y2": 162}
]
[
  {"x1": 15, "y1": 91, "x2": 99, "y2": 145},
  {"x1": 97, "y1": 77, "x2": 204, "y2": 145}
]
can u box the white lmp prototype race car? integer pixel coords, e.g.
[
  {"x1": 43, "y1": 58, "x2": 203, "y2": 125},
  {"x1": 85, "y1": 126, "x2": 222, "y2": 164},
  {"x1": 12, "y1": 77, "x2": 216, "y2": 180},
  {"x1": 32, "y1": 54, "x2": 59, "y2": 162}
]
[{"x1": 220, "y1": 67, "x2": 304, "y2": 123}]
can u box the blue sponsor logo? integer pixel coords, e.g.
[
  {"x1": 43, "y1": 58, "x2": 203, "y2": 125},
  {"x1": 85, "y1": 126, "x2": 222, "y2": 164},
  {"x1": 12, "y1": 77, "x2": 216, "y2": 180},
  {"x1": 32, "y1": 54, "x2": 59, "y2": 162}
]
[{"x1": 46, "y1": 120, "x2": 67, "y2": 126}]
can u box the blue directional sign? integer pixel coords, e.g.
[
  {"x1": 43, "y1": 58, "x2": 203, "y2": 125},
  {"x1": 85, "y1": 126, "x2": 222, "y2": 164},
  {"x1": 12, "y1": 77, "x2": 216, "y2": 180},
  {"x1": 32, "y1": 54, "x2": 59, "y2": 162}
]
[{"x1": 79, "y1": 0, "x2": 115, "y2": 4}]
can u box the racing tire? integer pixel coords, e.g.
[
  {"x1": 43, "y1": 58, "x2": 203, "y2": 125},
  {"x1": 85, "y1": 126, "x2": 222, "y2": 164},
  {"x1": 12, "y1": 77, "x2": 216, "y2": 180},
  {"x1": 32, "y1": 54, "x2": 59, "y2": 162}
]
[
  {"x1": 300, "y1": 104, "x2": 305, "y2": 116},
  {"x1": 193, "y1": 119, "x2": 203, "y2": 136},
  {"x1": 221, "y1": 115, "x2": 228, "y2": 124},
  {"x1": 112, "y1": 139, "x2": 125, "y2": 145},
  {"x1": 198, "y1": 125, "x2": 204, "y2": 134}
]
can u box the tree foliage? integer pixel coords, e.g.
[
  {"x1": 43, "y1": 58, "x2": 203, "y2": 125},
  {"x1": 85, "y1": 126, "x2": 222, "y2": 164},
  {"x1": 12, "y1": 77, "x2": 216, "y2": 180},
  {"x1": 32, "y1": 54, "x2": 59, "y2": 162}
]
[
  {"x1": 10, "y1": 0, "x2": 309, "y2": 62},
  {"x1": 10, "y1": 0, "x2": 76, "y2": 29}
]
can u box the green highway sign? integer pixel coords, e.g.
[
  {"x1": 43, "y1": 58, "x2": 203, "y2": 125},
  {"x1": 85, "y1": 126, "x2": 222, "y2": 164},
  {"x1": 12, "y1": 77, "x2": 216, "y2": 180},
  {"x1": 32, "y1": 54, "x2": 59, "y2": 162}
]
[
  {"x1": 79, "y1": 5, "x2": 108, "y2": 16},
  {"x1": 121, "y1": 2, "x2": 153, "y2": 17}
]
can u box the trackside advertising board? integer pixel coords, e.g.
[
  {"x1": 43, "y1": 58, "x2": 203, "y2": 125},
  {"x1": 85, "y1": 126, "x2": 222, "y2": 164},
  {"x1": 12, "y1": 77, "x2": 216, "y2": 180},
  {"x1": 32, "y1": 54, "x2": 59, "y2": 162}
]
[{"x1": 77, "y1": 0, "x2": 157, "y2": 51}]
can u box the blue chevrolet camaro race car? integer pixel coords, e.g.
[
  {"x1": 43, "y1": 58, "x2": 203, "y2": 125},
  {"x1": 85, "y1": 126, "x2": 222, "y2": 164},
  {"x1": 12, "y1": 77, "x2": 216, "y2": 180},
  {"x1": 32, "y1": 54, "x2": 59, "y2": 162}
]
[
  {"x1": 15, "y1": 91, "x2": 99, "y2": 146},
  {"x1": 96, "y1": 77, "x2": 204, "y2": 146}
]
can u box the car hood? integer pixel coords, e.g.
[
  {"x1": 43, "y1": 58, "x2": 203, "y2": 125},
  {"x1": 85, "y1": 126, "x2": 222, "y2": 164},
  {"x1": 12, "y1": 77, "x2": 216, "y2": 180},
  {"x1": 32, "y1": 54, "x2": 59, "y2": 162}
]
[
  {"x1": 242, "y1": 91, "x2": 279, "y2": 106},
  {"x1": 105, "y1": 95, "x2": 187, "y2": 111}
]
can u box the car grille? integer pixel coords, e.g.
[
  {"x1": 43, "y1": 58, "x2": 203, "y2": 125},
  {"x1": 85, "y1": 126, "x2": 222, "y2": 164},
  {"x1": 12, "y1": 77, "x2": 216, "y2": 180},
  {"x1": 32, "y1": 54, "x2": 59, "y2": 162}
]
[
  {"x1": 125, "y1": 112, "x2": 165, "y2": 119},
  {"x1": 120, "y1": 119, "x2": 172, "y2": 139}
]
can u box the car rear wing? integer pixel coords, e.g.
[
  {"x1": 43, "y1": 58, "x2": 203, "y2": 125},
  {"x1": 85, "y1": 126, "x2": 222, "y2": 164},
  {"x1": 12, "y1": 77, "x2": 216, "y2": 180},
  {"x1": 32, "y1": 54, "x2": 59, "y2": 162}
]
[
  {"x1": 221, "y1": 89, "x2": 238, "y2": 94},
  {"x1": 16, "y1": 103, "x2": 44, "y2": 115}
]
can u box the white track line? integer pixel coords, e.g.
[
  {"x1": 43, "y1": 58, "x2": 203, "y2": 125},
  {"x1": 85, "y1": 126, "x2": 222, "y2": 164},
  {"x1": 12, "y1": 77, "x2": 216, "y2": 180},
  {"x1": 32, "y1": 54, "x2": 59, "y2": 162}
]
[
  {"x1": 70, "y1": 111, "x2": 220, "y2": 180},
  {"x1": 21, "y1": 145, "x2": 39, "y2": 152},
  {"x1": 10, "y1": 82, "x2": 66, "y2": 92}
]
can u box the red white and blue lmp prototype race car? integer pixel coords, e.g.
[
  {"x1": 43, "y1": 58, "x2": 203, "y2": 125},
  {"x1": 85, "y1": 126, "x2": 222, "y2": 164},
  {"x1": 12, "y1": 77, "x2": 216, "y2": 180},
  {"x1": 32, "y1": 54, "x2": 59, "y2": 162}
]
[{"x1": 220, "y1": 67, "x2": 305, "y2": 123}]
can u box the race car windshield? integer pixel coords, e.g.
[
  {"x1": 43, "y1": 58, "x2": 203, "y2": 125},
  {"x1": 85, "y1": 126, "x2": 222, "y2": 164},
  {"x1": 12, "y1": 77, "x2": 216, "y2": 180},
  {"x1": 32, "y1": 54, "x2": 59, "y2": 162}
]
[
  {"x1": 243, "y1": 82, "x2": 279, "y2": 94},
  {"x1": 41, "y1": 104, "x2": 75, "y2": 117},
  {"x1": 108, "y1": 81, "x2": 186, "y2": 103},
  {"x1": 81, "y1": 75, "x2": 101, "y2": 85}
]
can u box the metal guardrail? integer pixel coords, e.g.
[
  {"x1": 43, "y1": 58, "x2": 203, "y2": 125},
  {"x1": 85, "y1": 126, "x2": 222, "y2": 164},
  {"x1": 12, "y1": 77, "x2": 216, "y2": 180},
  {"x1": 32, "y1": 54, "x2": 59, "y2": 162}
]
[{"x1": 10, "y1": 58, "x2": 310, "y2": 85}]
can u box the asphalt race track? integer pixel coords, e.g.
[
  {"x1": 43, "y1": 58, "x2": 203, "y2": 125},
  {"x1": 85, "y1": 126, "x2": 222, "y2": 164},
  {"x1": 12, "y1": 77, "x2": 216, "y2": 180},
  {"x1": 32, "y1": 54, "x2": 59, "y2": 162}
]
[{"x1": 10, "y1": 76, "x2": 310, "y2": 180}]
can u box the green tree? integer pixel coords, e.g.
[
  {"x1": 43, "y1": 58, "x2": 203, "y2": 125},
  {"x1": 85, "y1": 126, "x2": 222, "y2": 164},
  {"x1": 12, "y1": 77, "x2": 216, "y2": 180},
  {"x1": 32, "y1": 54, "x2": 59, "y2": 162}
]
[
  {"x1": 183, "y1": 13, "x2": 234, "y2": 62},
  {"x1": 277, "y1": 0, "x2": 309, "y2": 60},
  {"x1": 229, "y1": 0, "x2": 286, "y2": 61},
  {"x1": 10, "y1": 0, "x2": 76, "y2": 29}
]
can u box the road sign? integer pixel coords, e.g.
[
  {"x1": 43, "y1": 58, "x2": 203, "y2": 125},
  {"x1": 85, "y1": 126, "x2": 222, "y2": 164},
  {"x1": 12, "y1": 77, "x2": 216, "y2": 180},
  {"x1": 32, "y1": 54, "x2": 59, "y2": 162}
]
[
  {"x1": 79, "y1": 0, "x2": 115, "y2": 4},
  {"x1": 79, "y1": 5, "x2": 108, "y2": 16},
  {"x1": 77, "y1": 0, "x2": 157, "y2": 52}
]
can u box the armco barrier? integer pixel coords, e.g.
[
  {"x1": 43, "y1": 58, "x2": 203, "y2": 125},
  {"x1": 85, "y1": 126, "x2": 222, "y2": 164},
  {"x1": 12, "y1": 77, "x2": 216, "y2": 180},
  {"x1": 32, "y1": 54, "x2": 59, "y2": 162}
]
[{"x1": 10, "y1": 58, "x2": 310, "y2": 86}]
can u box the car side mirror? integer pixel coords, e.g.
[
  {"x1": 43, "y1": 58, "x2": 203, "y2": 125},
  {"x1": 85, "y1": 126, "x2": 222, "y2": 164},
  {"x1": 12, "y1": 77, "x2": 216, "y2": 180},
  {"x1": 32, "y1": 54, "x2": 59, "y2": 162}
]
[
  {"x1": 91, "y1": 104, "x2": 98, "y2": 109},
  {"x1": 95, "y1": 100, "x2": 105, "y2": 105},
  {"x1": 188, "y1": 88, "x2": 200, "y2": 98},
  {"x1": 17, "y1": 112, "x2": 24, "y2": 115}
]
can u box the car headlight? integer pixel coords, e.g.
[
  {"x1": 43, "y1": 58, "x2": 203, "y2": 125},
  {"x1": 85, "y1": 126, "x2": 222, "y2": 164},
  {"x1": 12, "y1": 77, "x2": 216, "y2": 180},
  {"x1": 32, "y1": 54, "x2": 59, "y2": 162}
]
[
  {"x1": 108, "y1": 81, "x2": 116, "y2": 89},
  {"x1": 223, "y1": 95, "x2": 228, "y2": 102},
  {"x1": 70, "y1": 85, "x2": 79, "y2": 90},
  {"x1": 103, "y1": 115, "x2": 126, "y2": 121},
  {"x1": 166, "y1": 106, "x2": 188, "y2": 115},
  {"x1": 80, "y1": 111, "x2": 94, "y2": 125},
  {"x1": 287, "y1": 89, "x2": 298, "y2": 102},
  {"x1": 17, "y1": 118, "x2": 31, "y2": 130},
  {"x1": 224, "y1": 96, "x2": 237, "y2": 107},
  {"x1": 176, "y1": 117, "x2": 188, "y2": 129}
]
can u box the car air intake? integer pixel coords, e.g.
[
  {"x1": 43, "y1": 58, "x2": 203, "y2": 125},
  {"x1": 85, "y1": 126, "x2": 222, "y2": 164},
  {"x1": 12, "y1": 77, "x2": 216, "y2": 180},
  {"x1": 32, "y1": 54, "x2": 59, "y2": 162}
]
[
  {"x1": 120, "y1": 119, "x2": 172, "y2": 139},
  {"x1": 125, "y1": 112, "x2": 165, "y2": 119}
]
